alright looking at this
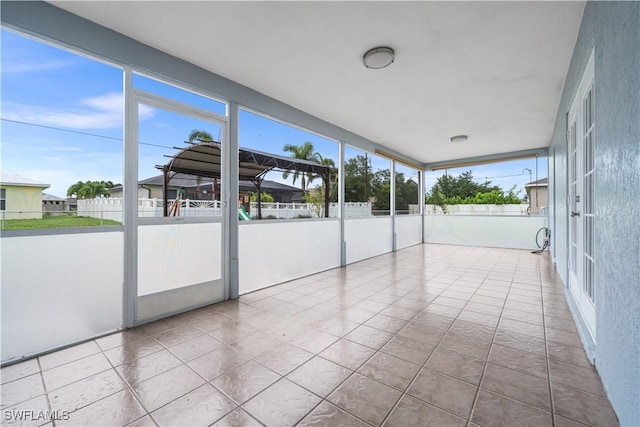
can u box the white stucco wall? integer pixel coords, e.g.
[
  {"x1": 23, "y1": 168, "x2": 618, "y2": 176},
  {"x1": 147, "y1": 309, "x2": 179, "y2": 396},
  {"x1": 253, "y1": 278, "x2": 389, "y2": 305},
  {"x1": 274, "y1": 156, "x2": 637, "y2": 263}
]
[
  {"x1": 424, "y1": 215, "x2": 547, "y2": 250},
  {"x1": 239, "y1": 220, "x2": 341, "y2": 294},
  {"x1": 548, "y1": 2, "x2": 640, "y2": 424}
]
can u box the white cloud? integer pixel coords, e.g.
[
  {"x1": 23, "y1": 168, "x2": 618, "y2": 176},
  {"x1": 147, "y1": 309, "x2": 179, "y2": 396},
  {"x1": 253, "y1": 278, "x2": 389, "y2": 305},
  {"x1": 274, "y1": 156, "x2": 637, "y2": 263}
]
[
  {"x1": 2, "y1": 92, "x2": 155, "y2": 131},
  {"x1": 2, "y1": 59, "x2": 76, "y2": 74}
]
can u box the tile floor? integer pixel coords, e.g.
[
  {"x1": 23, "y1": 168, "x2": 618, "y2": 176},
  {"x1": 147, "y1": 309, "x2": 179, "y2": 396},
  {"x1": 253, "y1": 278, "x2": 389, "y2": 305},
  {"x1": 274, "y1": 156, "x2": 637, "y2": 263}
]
[{"x1": 1, "y1": 244, "x2": 619, "y2": 427}]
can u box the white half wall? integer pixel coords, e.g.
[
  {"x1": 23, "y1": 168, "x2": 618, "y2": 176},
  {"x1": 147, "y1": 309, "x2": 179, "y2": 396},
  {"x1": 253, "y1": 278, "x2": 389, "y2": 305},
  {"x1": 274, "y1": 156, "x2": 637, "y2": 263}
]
[
  {"x1": 138, "y1": 223, "x2": 222, "y2": 296},
  {"x1": 396, "y1": 215, "x2": 423, "y2": 250},
  {"x1": 424, "y1": 215, "x2": 548, "y2": 250},
  {"x1": 239, "y1": 220, "x2": 340, "y2": 294},
  {"x1": 345, "y1": 217, "x2": 393, "y2": 264},
  {"x1": 1, "y1": 232, "x2": 123, "y2": 363}
]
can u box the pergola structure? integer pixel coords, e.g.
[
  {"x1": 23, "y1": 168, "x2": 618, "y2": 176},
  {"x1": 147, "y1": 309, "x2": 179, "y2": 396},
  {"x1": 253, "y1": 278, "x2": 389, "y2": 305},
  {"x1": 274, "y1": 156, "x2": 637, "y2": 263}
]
[{"x1": 157, "y1": 141, "x2": 333, "y2": 219}]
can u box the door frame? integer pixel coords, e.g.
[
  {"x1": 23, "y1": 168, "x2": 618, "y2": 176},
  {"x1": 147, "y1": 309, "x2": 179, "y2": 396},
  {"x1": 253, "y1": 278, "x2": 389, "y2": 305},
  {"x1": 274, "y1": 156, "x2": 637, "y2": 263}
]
[
  {"x1": 123, "y1": 69, "x2": 230, "y2": 326},
  {"x1": 567, "y1": 51, "x2": 596, "y2": 340}
]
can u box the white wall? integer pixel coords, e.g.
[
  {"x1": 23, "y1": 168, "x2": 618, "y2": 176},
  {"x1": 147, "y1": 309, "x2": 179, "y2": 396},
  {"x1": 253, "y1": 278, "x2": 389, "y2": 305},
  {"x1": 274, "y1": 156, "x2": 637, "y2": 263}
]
[
  {"x1": 345, "y1": 217, "x2": 393, "y2": 264},
  {"x1": 396, "y1": 215, "x2": 422, "y2": 250},
  {"x1": 424, "y1": 215, "x2": 548, "y2": 250},
  {"x1": 239, "y1": 220, "x2": 341, "y2": 294},
  {"x1": 138, "y1": 223, "x2": 222, "y2": 296},
  {"x1": 1, "y1": 232, "x2": 123, "y2": 363}
]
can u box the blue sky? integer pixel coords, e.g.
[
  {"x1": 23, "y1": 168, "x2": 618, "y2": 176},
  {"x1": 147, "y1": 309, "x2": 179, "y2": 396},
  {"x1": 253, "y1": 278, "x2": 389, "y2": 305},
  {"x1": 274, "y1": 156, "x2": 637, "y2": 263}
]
[{"x1": 1, "y1": 29, "x2": 546, "y2": 199}]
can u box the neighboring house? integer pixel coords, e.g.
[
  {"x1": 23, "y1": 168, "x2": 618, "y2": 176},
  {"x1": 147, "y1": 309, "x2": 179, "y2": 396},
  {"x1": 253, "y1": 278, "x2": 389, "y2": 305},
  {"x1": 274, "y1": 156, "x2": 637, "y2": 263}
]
[
  {"x1": 42, "y1": 193, "x2": 67, "y2": 213},
  {"x1": 524, "y1": 177, "x2": 548, "y2": 215},
  {"x1": 109, "y1": 174, "x2": 305, "y2": 203},
  {"x1": 65, "y1": 197, "x2": 77, "y2": 211},
  {"x1": 0, "y1": 172, "x2": 50, "y2": 219}
]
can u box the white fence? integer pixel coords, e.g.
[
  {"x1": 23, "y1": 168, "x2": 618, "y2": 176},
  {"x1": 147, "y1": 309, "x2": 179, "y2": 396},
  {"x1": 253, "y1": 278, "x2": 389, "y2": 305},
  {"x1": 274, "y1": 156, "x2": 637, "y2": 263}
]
[
  {"x1": 252, "y1": 201, "x2": 372, "y2": 219},
  {"x1": 424, "y1": 204, "x2": 529, "y2": 215},
  {"x1": 79, "y1": 198, "x2": 533, "y2": 219},
  {"x1": 78, "y1": 198, "x2": 222, "y2": 221},
  {"x1": 78, "y1": 198, "x2": 373, "y2": 220}
]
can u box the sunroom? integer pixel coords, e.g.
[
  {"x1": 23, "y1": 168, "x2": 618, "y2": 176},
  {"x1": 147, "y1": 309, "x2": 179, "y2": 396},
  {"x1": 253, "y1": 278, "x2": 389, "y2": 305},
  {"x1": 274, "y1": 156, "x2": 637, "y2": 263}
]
[{"x1": 1, "y1": 1, "x2": 638, "y2": 426}]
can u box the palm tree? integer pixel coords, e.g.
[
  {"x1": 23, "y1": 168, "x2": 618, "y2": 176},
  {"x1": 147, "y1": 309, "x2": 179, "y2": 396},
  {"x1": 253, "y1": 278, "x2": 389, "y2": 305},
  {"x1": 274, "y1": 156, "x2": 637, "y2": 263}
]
[
  {"x1": 67, "y1": 181, "x2": 85, "y2": 199},
  {"x1": 188, "y1": 129, "x2": 214, "y2": 143},
  {"x1": 312, "y1": 153, "x2": 338, "y2": 217},
  {"x1": 282, "y1": 141, "x2": 319, "y2": 190},
  {"x1": 187, "y1": 130, "x2": 214, "y2": 199},
  {"x1": 315, "y1": 153, "x2": 337, "y2": 193},
  {"x1": 67, "y1": 180, "x2": 110, "y2": 199}
]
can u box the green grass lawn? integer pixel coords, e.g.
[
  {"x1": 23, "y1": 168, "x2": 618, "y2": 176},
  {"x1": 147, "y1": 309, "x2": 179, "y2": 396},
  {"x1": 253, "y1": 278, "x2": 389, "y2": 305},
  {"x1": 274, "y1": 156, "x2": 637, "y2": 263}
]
[{"x1": 3, "y1": 215, "x2": 121, "y2": 230}]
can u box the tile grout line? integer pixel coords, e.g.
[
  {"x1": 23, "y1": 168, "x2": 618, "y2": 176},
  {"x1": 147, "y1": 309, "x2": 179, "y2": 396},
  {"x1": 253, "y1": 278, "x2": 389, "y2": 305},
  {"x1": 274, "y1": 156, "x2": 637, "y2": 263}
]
[
  {"x1": 378, "y1": 253, "x2": 492, "y2": 427},
  {"x1": 103, "y1": 339, "x2": 158, "y2": 427},
  {"x1": 467, "y1": 248, "x2": 519, "y2": 425},
  {"x1": 313, "y1": 281, "x2": 423, "y2": 427},
  {"x1": 540, "y1": 254, "x2": 557, "y2": 427},
  {"x1": 35, "y1": 356, "x2": 55, "y2": 427},
  {"x1": 290, "y1": 272, "x2": 441, "y2": 426},
  {"x1": 237, "y1": 282, "x2": 405, "y2": 427}
]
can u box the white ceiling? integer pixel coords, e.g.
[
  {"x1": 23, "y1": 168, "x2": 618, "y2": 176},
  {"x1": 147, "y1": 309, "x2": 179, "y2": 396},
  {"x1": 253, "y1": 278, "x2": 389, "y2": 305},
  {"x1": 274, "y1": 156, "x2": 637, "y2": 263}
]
[{"x1": 51, "y1": 1, "x2": 584, "y2": 164}]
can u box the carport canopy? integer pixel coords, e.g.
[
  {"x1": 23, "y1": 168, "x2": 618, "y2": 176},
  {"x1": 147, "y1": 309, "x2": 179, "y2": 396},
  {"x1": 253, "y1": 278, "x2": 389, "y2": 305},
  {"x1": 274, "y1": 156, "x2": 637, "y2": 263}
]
[{"x1": 156, "y1": 141, "x2": 333, "y2": 218}]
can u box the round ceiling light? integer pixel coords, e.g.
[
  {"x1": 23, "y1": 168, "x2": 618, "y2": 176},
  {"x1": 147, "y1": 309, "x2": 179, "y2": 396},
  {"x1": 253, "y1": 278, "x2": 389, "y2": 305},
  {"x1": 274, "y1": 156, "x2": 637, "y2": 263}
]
[
  {"x1": 363, "y1": 47, "x2": 395, "y2": 69},
  {"x1": 450, "y1": 135, "x2": 469, "y2": 143}
]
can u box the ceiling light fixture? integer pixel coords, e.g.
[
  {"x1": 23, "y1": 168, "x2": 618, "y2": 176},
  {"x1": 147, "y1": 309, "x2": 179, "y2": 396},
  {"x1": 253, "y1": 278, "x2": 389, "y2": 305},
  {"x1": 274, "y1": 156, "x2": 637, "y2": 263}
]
[
  {"x1": 450, "y1": 135, "x2": 468, "y2": 143},
  {"x1": 363, "y1": 47, "x2": 395, "y2": 69}
]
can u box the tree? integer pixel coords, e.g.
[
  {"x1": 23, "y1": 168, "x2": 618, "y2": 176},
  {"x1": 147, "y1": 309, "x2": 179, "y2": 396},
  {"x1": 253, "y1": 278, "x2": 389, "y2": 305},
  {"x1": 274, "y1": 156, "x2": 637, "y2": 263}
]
[
  {"x1": 429, "y1": 171, "x2": 500, "y2": 201},
  {"x1": 187, "y1": 130, "x2": 215, "y2": 195},
  {"x1": 282, "y1": 141, "x2": 319, "y2": 190},
  {"x1": 371, "y1": 169, "x2": 391, "y2": 213},
  {"x1": 67, "y1": 180, "x2": 115, "y2": 199},
  {"x1": 394, "y1": 172, "x2": 420, "y2": 214},
  {"x1": 250, "y1": 192, "x2": 274, "y2": 202},
  {"x1": 365, "y1": 170, "x2": 420, "y2": 214},
  {"x1": 303, "y1": 186, "x2": 327, "y2": 218},
  {"x1": 425, "y1": 171, "x2": 522, "y2": 209},
  {"x1": 315, "y1": 153, "x2": 338, "y2": 203},
  {"x1": 344, "y1": 154, "x2": 372, "y2": 202},
  {"x1": 188, "y1": 129, "x2": 214, "y2": 143}
]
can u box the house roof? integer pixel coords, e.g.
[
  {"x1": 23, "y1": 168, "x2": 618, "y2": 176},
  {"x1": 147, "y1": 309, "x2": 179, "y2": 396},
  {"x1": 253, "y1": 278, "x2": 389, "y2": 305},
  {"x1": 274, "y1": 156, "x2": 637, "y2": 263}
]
[
  {"x1": 0, "y1": 172, "x2": 50, "y2": 189},
  {"x1": 525, "y1": 177, "x2": 548, "y2": 187},
  {"x1": 42, "y1": 193, "x2": 64, "y2": 201}
]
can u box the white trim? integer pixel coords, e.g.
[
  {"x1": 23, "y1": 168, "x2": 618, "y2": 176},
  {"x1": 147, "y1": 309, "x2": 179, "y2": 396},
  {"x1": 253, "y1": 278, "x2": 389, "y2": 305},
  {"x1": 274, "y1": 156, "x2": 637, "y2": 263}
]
[
  {"x1": 132, "y1": 89, "x2": 228, "y2": 124},
  {"x1": 567, "y1": 49, "x2": 596, "y2": 341},
  {"x1": 123, "y1": 66, "x2": 138, "y2": 328},
  {"x1": 132, "y1": 69, "x2": 229, "y2": 108}
]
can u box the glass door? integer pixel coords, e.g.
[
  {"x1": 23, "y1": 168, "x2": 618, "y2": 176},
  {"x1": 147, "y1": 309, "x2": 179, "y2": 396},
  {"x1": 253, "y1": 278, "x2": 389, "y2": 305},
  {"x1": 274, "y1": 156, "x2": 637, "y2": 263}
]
[
  {"x1": 132, "y1": 90, "x2": 228, "y2": 323},
  {"x1": 567, "y1": 53, "x2": 596, "y2": 339}
]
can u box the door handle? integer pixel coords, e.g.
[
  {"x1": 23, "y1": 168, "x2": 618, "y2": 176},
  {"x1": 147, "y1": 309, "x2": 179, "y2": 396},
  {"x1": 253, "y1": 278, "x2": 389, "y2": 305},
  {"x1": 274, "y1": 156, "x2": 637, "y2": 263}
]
[{"x1": 571, "y1": 211, "x2": 580, "y2": 217}]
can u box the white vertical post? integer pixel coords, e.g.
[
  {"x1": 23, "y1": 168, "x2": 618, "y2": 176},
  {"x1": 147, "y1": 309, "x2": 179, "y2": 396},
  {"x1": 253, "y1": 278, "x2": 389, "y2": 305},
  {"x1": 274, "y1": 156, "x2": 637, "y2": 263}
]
[
  {"x1": 224, "y1": 102, "x2": 240, "y2": 300},
  {"x1": 339, "y1": 140, "x2": 346, "y2": 266},
  {"x1": 421, "y1": 168, "x2": 426, "y2": 243},
  {"x1": 123, "y1": 67, "x2": 138, "y2": 328},
  {"x1": 391, "y1": 160, "x2": 396, "y2": 251}
]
